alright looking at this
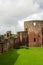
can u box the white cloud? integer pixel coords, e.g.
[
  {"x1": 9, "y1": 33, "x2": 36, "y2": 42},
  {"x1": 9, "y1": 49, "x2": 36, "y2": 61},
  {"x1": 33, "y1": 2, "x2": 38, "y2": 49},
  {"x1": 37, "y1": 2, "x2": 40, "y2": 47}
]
[
  {"x1": 20, "y1": 11, "x2": 43, "y2": 21},
  {"x1": 0, "y1": 0, "x2": 40, "y2": 17},
  {"x1": 0, "y1": 0, "x2": 42, "y2": 34},
  {"x1": 18, "y1": 20, "x2": 24, "y2": 31},
  {"x1": 0, "y1": 25, "x2": 16, "y2": 35},
  {"x1": 18, "y1": 11, "x2": 43, "y2": 31},
  {"x1": 26, "y1": 11, "x2": 43, "y2": 20}
]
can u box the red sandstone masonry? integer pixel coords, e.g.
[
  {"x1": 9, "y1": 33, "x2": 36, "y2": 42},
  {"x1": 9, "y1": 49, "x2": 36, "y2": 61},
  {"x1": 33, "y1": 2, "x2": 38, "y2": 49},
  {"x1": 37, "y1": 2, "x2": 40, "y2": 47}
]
[{"x1": 29, "y1": 31, "x2": 42, "y2": 47}]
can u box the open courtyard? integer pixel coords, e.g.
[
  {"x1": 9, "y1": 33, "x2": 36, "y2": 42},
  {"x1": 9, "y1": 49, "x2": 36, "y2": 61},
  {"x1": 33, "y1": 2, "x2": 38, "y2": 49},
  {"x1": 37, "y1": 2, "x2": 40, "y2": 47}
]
[{"x1": 0, "y1": 47, "x2": 43, "y2": 65}]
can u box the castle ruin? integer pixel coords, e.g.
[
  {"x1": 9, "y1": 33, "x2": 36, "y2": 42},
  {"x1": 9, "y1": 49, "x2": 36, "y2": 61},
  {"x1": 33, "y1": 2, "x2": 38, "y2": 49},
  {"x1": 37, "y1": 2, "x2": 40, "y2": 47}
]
[{"x1": 0, "y1": 20, "x2": 43, "y2": 54}]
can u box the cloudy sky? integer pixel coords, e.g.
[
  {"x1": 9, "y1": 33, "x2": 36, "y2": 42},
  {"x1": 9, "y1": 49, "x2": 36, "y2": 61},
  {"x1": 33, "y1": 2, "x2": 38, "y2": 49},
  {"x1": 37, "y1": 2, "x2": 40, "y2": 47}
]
[{"x1": 0, "y1": 0, "x2": 43, "y2": 34}]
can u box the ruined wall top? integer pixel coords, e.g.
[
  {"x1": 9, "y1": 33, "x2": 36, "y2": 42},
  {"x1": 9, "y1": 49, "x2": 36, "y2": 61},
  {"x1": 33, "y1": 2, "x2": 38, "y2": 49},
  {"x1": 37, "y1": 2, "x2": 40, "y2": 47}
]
[{"x1": 24, "y1": 20, "x2": 43, "y2": 34}]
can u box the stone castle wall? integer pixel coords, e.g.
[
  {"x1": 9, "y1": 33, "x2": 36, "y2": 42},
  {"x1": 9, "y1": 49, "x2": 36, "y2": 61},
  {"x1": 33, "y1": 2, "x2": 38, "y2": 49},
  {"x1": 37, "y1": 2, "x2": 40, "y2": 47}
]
[
  {"x1": 0, "y1": 20, "x2": 43, "y2": 54},
  {"x1": 24, "y1": 20, "x2": 43, "y2": 46}
]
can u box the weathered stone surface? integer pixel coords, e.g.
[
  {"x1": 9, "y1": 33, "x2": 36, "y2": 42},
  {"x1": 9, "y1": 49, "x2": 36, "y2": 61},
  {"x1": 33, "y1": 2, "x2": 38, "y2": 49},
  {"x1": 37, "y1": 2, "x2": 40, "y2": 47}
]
[
  {"x1": 17, "y1": 31, "x2": 28, "y2": 46},
  {"x1": 24, "y1": 20, "x2": 43, "y2": 46},
  {"x1": 0, "y1": 20, "x2": 43, "y2": 54}
]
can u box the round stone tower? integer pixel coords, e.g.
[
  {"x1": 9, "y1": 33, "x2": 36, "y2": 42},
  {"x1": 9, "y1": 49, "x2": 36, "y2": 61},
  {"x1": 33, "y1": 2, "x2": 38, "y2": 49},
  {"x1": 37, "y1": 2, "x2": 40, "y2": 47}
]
[{"x1": 24, "y1": 20, "x2": 43, "y2": 46}]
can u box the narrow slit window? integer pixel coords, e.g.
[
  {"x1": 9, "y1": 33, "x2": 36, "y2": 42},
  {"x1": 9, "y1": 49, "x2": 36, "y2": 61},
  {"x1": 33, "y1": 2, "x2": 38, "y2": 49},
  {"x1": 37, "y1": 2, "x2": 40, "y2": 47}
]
[{"x1": 34, "y1": 38, "x2": 36, "y2": 42}]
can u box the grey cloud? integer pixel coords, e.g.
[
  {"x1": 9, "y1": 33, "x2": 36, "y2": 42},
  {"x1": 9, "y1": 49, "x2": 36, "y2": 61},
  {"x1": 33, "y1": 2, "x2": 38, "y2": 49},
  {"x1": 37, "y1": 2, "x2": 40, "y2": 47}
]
[
  {"x1": 0, "y1": 0, "x2": 42, "y2": 34},
  {"x1": 34, "y1": 0, "x2": 43, "y2": 9}
]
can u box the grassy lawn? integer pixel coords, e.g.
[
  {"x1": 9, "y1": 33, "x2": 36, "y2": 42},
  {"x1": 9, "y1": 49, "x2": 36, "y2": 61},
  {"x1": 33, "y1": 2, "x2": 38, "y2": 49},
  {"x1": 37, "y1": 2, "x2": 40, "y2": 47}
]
[{"x1": 0, "y1": 47, "x2": 43, "y2": 65}]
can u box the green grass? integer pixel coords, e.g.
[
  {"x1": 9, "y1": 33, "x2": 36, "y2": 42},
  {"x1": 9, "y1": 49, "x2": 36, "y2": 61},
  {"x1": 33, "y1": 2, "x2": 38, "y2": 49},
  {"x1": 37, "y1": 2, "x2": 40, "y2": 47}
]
[{"x1": 0, "y1": 47, "x2": 43, "y2": 65}]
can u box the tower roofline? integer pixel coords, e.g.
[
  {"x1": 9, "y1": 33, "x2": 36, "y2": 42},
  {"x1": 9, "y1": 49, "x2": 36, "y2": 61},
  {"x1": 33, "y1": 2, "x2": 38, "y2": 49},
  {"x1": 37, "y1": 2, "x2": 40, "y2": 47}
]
[{"x1": 24, "y1": 20, "x2": 43, "y2": 23}]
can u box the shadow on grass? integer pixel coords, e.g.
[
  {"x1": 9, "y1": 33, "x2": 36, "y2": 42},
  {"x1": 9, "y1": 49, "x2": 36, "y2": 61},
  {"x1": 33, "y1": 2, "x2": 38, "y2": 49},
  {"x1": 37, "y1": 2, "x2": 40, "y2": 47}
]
[{"x1": 0, "y1": 49, "x2": 19, "y2": 65}]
